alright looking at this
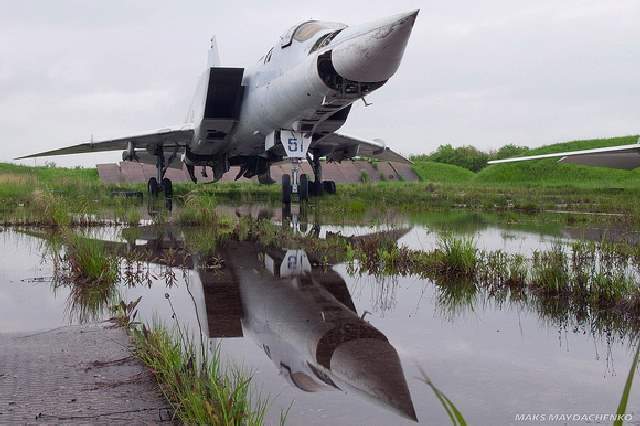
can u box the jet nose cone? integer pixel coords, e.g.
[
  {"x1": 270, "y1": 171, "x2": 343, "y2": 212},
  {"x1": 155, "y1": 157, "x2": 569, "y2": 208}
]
[
  {"x1": 330, "y1": 338, "x2": 418, "y2": 421},
  {"x1": 331, "y1": 10, "x2": 419, "y2": 82}
]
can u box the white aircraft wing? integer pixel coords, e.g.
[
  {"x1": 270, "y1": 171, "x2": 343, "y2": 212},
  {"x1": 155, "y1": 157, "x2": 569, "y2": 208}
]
[
  {"x1": 15, "y1": 124, "x2": 195, "y2": 159},
  {"x1": 314, "y1": 133, "x2": 410, "y2": 164},
  {"x1": 488, "y1": 141, "x2": 640, "y2": 170}
]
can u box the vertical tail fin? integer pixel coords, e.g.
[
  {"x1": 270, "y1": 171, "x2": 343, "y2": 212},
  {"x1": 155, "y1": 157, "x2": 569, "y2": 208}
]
[{"x1": 208, "y1": 36, "x2": 221, "y2": 67}]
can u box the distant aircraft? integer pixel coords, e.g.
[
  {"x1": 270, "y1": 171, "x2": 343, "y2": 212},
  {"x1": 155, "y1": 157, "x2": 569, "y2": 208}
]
[
  {"x1": 16, "y1": 11, "x2": 420, "y2": 203},
  {"x1": 488, "y1": 137, "x2": 640, "y2": 169}
]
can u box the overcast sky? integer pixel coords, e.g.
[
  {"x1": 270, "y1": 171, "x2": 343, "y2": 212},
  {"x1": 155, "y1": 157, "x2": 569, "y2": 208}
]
[{"x1": 1, "y1": 0, "x2": 639, "y2": 167}]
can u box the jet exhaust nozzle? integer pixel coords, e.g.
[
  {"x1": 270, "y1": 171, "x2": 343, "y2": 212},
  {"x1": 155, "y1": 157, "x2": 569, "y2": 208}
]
[{"x1": 331, "y1": 10, "x2": 419, "y2": 83}]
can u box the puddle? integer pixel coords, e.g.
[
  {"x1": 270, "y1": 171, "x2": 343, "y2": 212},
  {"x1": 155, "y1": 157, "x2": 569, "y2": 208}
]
[{"x1": 0, "y1": 205, "x2": 638, "y2": 425}]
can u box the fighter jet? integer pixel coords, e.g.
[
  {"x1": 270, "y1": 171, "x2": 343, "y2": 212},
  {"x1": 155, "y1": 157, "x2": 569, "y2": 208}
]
[
  {"x1": 16, "y1": 11, "x2": 420, "y2": 204},
  {"x1": 488, "y1": 136, "x2": 640, "y2": 169}
]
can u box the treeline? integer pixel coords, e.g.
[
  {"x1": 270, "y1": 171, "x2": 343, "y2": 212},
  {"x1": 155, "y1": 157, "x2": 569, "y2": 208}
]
[{"x1": 411, "y1": 144, "x2": 530, "y2": 172}]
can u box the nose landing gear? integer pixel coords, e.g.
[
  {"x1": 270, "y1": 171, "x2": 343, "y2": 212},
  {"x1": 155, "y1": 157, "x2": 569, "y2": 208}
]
[
  {"x1": 277, "y1": 131, "x2": 336, "y2": 205},
  {"x1": 281, "y1": 159, "x2": 309, "y2": 204},
  {"x1": 281, "y1": 153, "x2": 336, "y2": 204}
]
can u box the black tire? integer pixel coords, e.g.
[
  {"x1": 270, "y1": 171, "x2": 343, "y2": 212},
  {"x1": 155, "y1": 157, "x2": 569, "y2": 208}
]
[
  {"x1": 258, "y1": 172, "x2": 275, "y2": 185},
  {"x1": 282, "y1": 174, "x2": 292, "y2": 204},
  {"x1": 323, "y1": 180, "x2": 336, "y2": 195},
  {"x1": 162, "y1": 178, "x2": 173, "y2": 198},
  {"x1": 147, "y1": 177, "x2": 160, "y2": 197},
  {"x1": 310, "y1": 180, "x2": 323, "y2": 197},
  {"x1": 299, "y1": 174, "x2": 309, "y2": 201}
]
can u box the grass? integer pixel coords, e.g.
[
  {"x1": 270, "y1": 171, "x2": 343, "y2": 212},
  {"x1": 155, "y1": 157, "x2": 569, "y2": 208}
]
[
  {"x1": 65, "y1": 235, "x2": 119, "y2": 284},
  {"x1": 437, "y1": 232, "x2": 477, "y2": 277},
  {"x1": 614, "y1": 342, "x2": 640, "y2": 426},
  {"x1": 132, "y1": 323, "x2": 269, "y2": 425},
  {"x1": 48, "y1": 232, "x2": 120, "y2": 323},
  {"x1": 6, "y1": 161, "x2": 640, "y2": 228},
  {"x1": 418, "y1": 367, "x2": 467, "y2": 426},
  {"x1": 411, "y1": 134, "x2": 640, "y2": 189},
  {"x1": 343, "y1": 231, "x2": 640, "y2": 318},
  {"x1": 412, "y1": 161, "x2": 474, "y2": 183},
  {"x1": 176, "y1": 193, "x2": 220, "y2": 226},
  {"x1": 526, "y1": 135, "x2": 638, "y2": 155}
]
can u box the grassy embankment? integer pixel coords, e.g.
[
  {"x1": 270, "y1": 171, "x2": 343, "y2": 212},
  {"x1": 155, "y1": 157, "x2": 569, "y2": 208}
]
[{"x1": 413, "y1": 135, "x2": 640, "y2": 188}]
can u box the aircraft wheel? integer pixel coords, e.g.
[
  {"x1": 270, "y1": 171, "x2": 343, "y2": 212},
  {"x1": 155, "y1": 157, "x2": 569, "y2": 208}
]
[
  {"x1": 299, "y1": 174, "x2": 309, "y2": 201},
  {"x1": 147, "y1": 177, "x2": 160, "y2": 197},
  {"x1": 258, "y1": 171, "x2": 275, "y2": 185},
  {"x1": 162, "y1": 178, "x2": 173, "y2": 199},
  {"x1": 282, "y1": 174, "x2": 292, "y2": 204},
  {"x1": 310, "y1": 181, "x2": 323, "y2": 197},
  {"x1": 323, "y1": 180, "x2": 336, "y2": 195}
]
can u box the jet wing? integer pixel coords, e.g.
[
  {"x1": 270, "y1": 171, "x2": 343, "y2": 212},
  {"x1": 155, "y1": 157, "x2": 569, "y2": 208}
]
[
  {"x1": 15, "y1": 123, "x2": 195, "y2": 159},
  {"x1": 313, "y1": 133, "x2": 410, "y2": 164},
  {"x1": 488, "y1": 140, "x2": 640, "y2": 170}
]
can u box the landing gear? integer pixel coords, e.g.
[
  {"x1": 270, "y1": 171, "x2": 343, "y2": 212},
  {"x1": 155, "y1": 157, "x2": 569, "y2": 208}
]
[
  {"x1": 308, "y1": 151, "x2": 336, "y2": 197},
  {"x1": 299, "y1": 174, "x2": 309, "y2": 201},
  {"x1": 282, "y1": 174, "x2": 292, "y2": 204},
  {"x1": 258, "y1": 168, "x2": 275, "y2": 185},
  {"x1": 282, "y1": 159, "x2": 310, "y2": 205},
  {"x1": 147, "y1": 146, "x2": 177, "y2": 202},
  {"x1": 147, "y1": 177, "x2": 160, "y2": 196},
  {"x1": 162, "y1": 177, "x2": 173, "y2": 198},
  {"x1": 323, "y1": 180, "x2": 336, "y2": 195}
]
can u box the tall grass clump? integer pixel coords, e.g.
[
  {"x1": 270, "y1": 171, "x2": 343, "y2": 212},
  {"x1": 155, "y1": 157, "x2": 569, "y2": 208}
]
[
  {"x1": 48, "y1": 233, "x2": 120, "y2": 323},
  {"x1": 133, "y1": 323, "x2": 269, "y2": 425},
  {"x1": 177, "y1": 194, "x2": 219, "y2": 226},
  {"x1": 64, "y1": 234, "x2": 119, "y2": 285},
  {"x1": 436, "y1": 232, "x2": 477, "y2": 277},
  {"x1": 531, "y1": 245, "x2": 570, "y2": 293}
]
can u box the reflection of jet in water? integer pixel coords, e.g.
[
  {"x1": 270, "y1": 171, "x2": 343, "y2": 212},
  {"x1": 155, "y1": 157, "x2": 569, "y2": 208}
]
[
  {"x1": 27, "y1": 224, "x2": 416, "y2": 421},
  {"x1": 202, "y1": 241, "x2": 417, "y2": 421},
  {"x1": 121, "y1": 225, "x2": 415, "y2": 420}
]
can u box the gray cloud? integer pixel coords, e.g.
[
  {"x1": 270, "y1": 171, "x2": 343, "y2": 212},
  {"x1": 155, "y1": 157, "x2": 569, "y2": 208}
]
[{"x1": 1, "y1": 0, "x2": 638, "y2": 166}]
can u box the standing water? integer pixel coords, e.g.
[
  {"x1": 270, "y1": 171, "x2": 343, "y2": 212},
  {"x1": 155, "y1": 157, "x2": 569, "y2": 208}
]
[{"x1": 0, "y1": 205, "x2": 638, "y2": 425}]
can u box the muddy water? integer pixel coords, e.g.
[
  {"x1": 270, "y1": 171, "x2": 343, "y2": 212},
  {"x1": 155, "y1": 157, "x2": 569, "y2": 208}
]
[{"x1": 0, "y1": 206, "x2": 638, "y2": 425}]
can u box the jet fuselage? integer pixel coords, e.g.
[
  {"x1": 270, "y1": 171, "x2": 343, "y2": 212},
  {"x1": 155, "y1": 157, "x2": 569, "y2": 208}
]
[{"x1": 185, "y1": 11, "x2": 419, "y2": 171}]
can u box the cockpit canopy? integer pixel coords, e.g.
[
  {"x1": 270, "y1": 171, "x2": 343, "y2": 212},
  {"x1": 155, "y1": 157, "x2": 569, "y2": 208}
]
[{"x1": 280, "y1": 20, "x2": 347, "y2": 48}]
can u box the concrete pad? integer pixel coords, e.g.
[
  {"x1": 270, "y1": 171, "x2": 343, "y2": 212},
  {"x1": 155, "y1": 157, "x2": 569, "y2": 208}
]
[{"x1": 0, "y1": 325, "x2": 170, "y2": 424}]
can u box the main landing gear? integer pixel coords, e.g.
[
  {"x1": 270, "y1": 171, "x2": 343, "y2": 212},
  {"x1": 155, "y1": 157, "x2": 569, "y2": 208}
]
[
  {"x1": 281, "y1": 152, "x2": 336, "y2": 205},
  {"x1": 147, "y1": 146, "x2": 176, "y2": 210}
]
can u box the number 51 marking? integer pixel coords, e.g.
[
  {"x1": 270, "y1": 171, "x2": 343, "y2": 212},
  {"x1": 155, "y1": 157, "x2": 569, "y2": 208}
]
[{"x1": 288, "y1": 138, "x2": 303, "y2": 153}]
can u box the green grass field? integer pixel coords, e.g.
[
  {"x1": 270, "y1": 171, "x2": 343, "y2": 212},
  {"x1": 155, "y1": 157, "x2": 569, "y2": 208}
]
[
  {"x1": 411, "y1": 161, "x2": 474, "y2": 183},
  {"x1": 413, "y1": 135, "x2": 640, "y2": 188}
]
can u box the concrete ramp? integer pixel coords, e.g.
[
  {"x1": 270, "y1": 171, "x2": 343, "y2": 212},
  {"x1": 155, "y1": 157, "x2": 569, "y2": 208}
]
[{"x1": 97, "y1": 161, "x2": 418, "y2": 185}]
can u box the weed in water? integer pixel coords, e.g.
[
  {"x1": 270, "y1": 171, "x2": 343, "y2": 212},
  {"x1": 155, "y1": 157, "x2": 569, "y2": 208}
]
[
  {"x1": 132, "y1": 322, "x2": 269, "y2": 425},
  {"x1": 437, "y1": 232, "x2": 477, "y2": 277},
  {"x1": 613, "y1": 342, "x2": 640, "y2": 426}
]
